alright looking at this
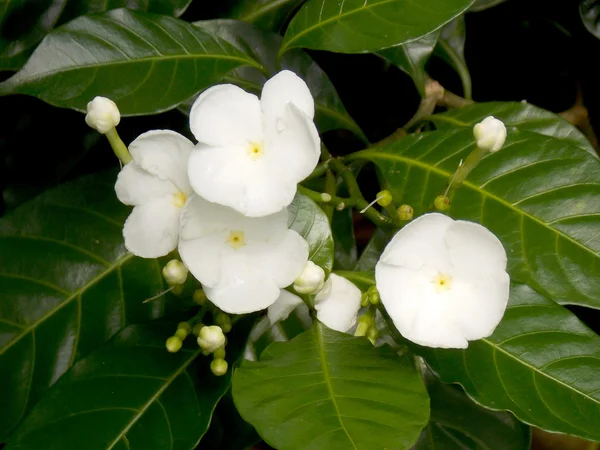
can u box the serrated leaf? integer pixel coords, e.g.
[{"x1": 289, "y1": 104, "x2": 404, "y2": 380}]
[
  {"x1": 5, "y1": 318, "x2": 253, "y2": 450},
  {"x1": 184, "y1": 20, "x2": 366, "y2": 140},
  {"x1": 226, "y1": 0, "x2": 306, "y2": 32},
  {"x1": 0, "y1": 9, "x2": 262, "y2": 115},
  {"x1": 0, "y1": 171, "x2": 190, "y2": 440},
  {"x1": 433, "y1": 17, "x2": 471, "y2": 99},
  {"x1": 430, "y1": 101, "x2": 596, "y2": 156},
  {"x1": 350, "y1": 128, "x2": 600, "y2": 310},
  {"x1": 233, "y1": 321, "x2": 430, "y2": 450},
  {"x1": 280, "y1": 0, "x2": 474, "y2": 55},
  {"x1": 289, "y1": 194, "x2": 335, "y2": 276},
  {"x1": 410, "y1": 284, "x2": 600, "y2": 442},
  {"x1": 61, "y1": 0, "x2": 193, "y2": 23}
]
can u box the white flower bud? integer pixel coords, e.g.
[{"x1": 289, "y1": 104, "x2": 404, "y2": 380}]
[
  {"x1": 473, "y1": 116, "x2": 507, "y2": 152},
  {"x1": 197, "y1": 325, "x2": 226, "y2": 353},
  {"x1": 162, "y1": 259, "x2": 188, "y2": 285},
  {"x1": 293, "y1": 261, "x2": 325, "y2": 294},
  {"x1": 85, "y1": 96, "x2": 120, "y2": 134}
]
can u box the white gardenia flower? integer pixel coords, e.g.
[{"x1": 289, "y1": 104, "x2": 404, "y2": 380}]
[
  {"x1": 375, "y1": 213, "x2": 509, "y2": 349},
  {"x1": 85, "y1": 96, "x2": 120, "y2": 134},
  {"x1": 293, "y1": 261, "x2": 325, "y2": 294},
  {"x1": 179, "y1": 195, "x2": 309, "y2": 314},
  {"x1": 187, "y1": 70, "x2": 320, "y2": 217},
  {"x1": 473, "y1": 116, "x2": 507, "y2": 152},
  {"x1": 314, "y1": 274, "x2": 362, "y2": 332},
  {"x1": 267, "y1": 290, "x2": 306, "y2": 324},
  {"x1": 115, "y1": 130, "x2": 194, "y2": 258}
]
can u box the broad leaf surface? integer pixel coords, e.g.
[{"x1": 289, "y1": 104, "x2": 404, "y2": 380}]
[
  {"x1": 226, "y1": 0, "x2": 306, "y2": 32},
  {"x1": 0, "y1": 171, "x2": 190, "y2": 440},
  {"x1": 280, "y1": 0, "x2": 474, "y2": 54},
  {"x1": 332, "y1": 208, "x2": 357, "y2": 270},
  {"x1": 185, "y1": 20, "x2": 365, "y2": 139},
  {"x1": 412, "y1": 284, "x2": 600, "y2": 442},
  {"x1": 6, "y1": 319, "x2": 253, "y2": 449},
  {"x1": 353, "y1": 228, "x2": 390, "y2": 272},
  {"x1": 351, "y1": 128, "x2": 600, "y2": 309},
  {"x1": 61, "y1": 0, "x2": 193, "y2": 22},
  {"x1": 433, "y1": 17, "x2": 471, "y2": 99},
  {"x1": 0, "y1": 9, "x2": 262, "y2": 115},
  {"x1": 233, "y1": 321, "x2": 429, "y2": 450},
  {"x1": 430, "y1": 101, "x2": 596, "y2": 156},
  {"x1": 289, "y1": 194, "x2": 335, "y2": 276}
]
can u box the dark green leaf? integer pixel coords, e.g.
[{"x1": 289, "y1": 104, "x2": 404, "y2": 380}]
[
  {"x1": 0, "y1": 171, "x2": 191, "y2": 440},
  {"x1": 289, "y1": 194, "x2": 335, "y2": 276},
  {"x1": 332, "y1": 208, "x2": 357, "y2": 270},
  {"x1": 61, "y1": 0, "x2": 193, "y2": 23},
  {"x1": 430, "y1": 101, "x2": 596, "y2": 156},
  {"x1": 469, "y1": 0, "x2": 508, "y2": 11},
  {"x1": 233, "y1": 321, "x2": 430, "y2": 450},
  {"x1": 280, "y1": 0, "x2": 474, "y2": 54},
  {"x1": 334, "y1": 270, "x2": 374, "y2": 291},
  {"x1": 411, "y1": 284, "x2": 600, "y2": 442},
  {"x1": 0, "y1": 9, "x2": 262, "y2": 115},
  {"x1": 378, "y1": 32, "x2": 439, "y2": 97},
  {"x1": 433, "y1": 17, "x2": 471, "y2": 99},
  {"x1": 226, "y1": 0, "x2": 306, "y2": 32},
  {"x1": 353, "y1": 228, "x2": 390, "y2": 272},
  {"x1": 6, "y1": 318, "x2": 253, "y2": 449},
  {"x1": 351, "y1": 128, "x2": 600, "y2": 309},
  {"x1": 185, "y1": 20, "x2": 366, "y2": 140}
]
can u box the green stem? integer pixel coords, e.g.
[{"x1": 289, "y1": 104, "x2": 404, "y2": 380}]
[
  {"x1": 382, "y1": 202, "x2": 401, "y2": 226},
  {"x1": 448, "y1": 146, "x2": 487, "y2": 189},
  {"x1": 105, "y1": 128, "x2": 132, "y2": 164},
  {"x1": 305, "y1": 161, "x2": 330, "y2": 181},
  {"x1": 297, "y1": 185, "x2": 356, "y2": 209},
  {"x1": 322, "y1": 170, "x2": 337, "y2": 223}
]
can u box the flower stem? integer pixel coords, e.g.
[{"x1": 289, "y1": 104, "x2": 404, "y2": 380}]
[
  {"x1": 322, "y1": 170, "x2": 337, "y2": 223},
  {"x1": 297, "y1": 185, "x2": 355, "y2": 209},
  {"x1": 105, "y1": 128, "x2": 132, "y2": 164},
  {"x1": 448, "y1": 146, "x2": 486, "y2": 190},
  {"x1": 305, "y1": 161, "x2": 330, "y2": 181}
]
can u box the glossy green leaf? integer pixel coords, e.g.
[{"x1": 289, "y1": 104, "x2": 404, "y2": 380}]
[
  {"x1": 414, "y1": 372, "x2": 530, "y2": 450},
  {"x1": 430, "y1": 101, "x2": 596, "y2": 156},
  {"x1": 0, "y1": 9, "x2": 262, "y2": 115},
  {"x1": 233, "y1": 321, "x2": 430, "y2": 450},
  {"x1": 6, "y1": 318, "x2": 252, "y2": 450},
  {"x1": 378, "y1": 32, "x2": 439, "y2": 97},
  {"x1": 184, "y1": 20, "x2": 365, "y2": 140},
  {"x1": 353, "y1": 228, "x2": 390, "y2": 272},
  {"x1": 280, "y1": 0, "x2": 474, "y2": 54},
  {"x1": 334, "y1": 270, "x2": 374, "y2": 291},
  {"x1": 289, "y1": 194, "x2": 335, "y2": 276},
  {"x1": 0, "y1": 171, "x2": 191, "y2": 440},
  {"x1": 351, "y1": 128, "x2": 600, "y2": 309},
  {"x1": 469, "y1": 0, "x2": 508, "y2": 11},
  {"x1": 332, "y1": 208, "x2": 357, "y2": 270},
  {"x1": 61, "y1": 0, "x2": 193, "y2": 22},
  {"x1": 411, "y1": 284, "x2": 600, "y2": 442},
  {"x1": 433, "y1": 17, "x2": 471, "y2": 99},
  {"x1": 226, "y1": 0, "x2": 306, "y2": 32}
]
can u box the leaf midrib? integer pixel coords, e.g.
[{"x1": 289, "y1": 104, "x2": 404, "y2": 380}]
[{"x1": 241, "y1": 0, "x2": 301, "y2": 21}]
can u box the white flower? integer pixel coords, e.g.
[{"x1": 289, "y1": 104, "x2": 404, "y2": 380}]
[
  {"x1": 375, "y1": 213, "x2": 509, "y2": 349},
  {"x1": 267, "y1": 289, "x2": 306, "y2": 324},
  {"x1": 473, "y1": 116, "x2": 507, "y2": 152},
  {"x1": 197, "y1": 325, "x2": 226, "y2": 353},
  {"x1": 187, "y1": 70, "x2": 320, "y2": 217},
  {"x1": 85, "y1": 96, "x2": 120, "y2": 134},
  {"x1": 314, "y1": 274, "x2": 362, "y2": 332},
  {"x1": 293, "y1": 261, "x2": 325, "y2": 294},
  {"x1": 178, "y1": 195, "x2": 309, "y2": 314},
  {"x1": 162, "y1": 260, "x2": 188, "y2": 285},
  {"x1": 115, "y1": 130, "x2": 194, "y2": 258}
]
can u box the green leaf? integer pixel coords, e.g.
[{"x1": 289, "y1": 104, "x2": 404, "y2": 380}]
[
  {"x1": 433, "y1": 17, "x2": 471, "y2": 99},
  {"x1": 351, "y1": 128, "x2": 600, "y2": 309},
  {"x1": 469, "y1": 0, "x2": 508, "y2": 11},
  {"x1": 232, "y1": 321, "x2": 430, "y2": 450},
  {"x1": 430, "y1": 101, "x2": 596, "y2": 156},
  {"x1": 5, "y1": 318, "x2": 253, "y2": 450},
  {"x1": 411, "y1": 284, "x2": 600, "y2": 442},
  {"x1": 332, "y1": 208, "x2": 357, "y2": 270},
  {"x1": 0, "y1": 9, "x2": 262, "y2": 115},
  {"x1": 378, "y1": 32, "x2": 439, "y2": 97},
  {"x1": 289, "y1": 194, "x2": 335, "y2": 276},
  {"x1": 334, "y1": 270, "x2": 374, "y2": 291},
  {"x1": 0, "y1": 171, "x2": 190, "y2": 440},
  {"x1": 414, "y1": 375, "x2": 531, "y2": 449},
  {"x1": 61, "y1": 0, "x2": 193, "y2": 22},
  {"x1": 353, "y1": 228, "x2": 390, "y2": 272},
  {"x1": 185, "y1": 20, "x2": 366, "y2": 140},
  {"x1": 280, "y1": 0, "x2": 474, "y2": 55},
  {"x1": 226, "y1": 0, "x2": 306, "y2": 32}
]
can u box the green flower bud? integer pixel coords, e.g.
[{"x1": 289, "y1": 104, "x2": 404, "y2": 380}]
[
  {"x1": 213, "y1": 347, "x2": 226, "y2": 359},
  {"x1": 197, "y1": 325, "x2": 226, "y2": 353},
  {"x1": 215, "y1": 313, "x2": 231, "y2": 328},
  {"x1": 210, "y1": 358, "x2": 228, "y2": 376},
  {"x1": 293, "y1": 261, "x2": 325, "y2": 295},
  {"x1": 368, "y1": 286, "x2": 380, "y2": 305},
  {"x1": 166, "y1": 336, "x2": 182, "y2": 353},
  {"x1": 367, "y1": 326, "x2": 380, "y2": 345},
  {"x1": 178, "y1": 322, "x2": 192, "y2": 333},
  {"x1": 397, "y1": 204, "x2": 414, "y2": 221},
  {"x1": 192, "y1": 323, "x2": 205, "y2": 337},
  {"x1": 221, "y1": 322, "x2": 232, "y2": 333},
  {"x1": 434, "y1": 195, "x2": 451, "y2": 211},
  {"x1": 162, "y1": 259, "x2": 188, "y2": 285},
  {"x1": 376, "y1": 190, "x2": 393, "y2": 207},
  {"x1": 193, "y1": 289, "x2": 206, "y2": 305},
  {"x1": 360, "y1": 292, "x2": 370, "y2": 308},
  {"x1": 174, "y1": 328, "x2": 189, "y2": 340}
]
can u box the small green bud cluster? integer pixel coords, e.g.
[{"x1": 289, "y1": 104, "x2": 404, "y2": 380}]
[{"x1": 165, "y1": 322, "x2": 193, "y2": 353}]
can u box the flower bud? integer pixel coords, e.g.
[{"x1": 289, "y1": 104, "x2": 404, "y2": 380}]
[
  {"x1": 210, "y1": 358, "x2": 228, "y2": 376},
  {"x1": 434, "y1": 195, "x2": 450, "y2": 211},
  {"x1": 360, "y1": 292, "x2": 370, "y2": 308},
  {"x1": 473, "y1": 116, "x2": 507, "y2": 152},
  {"x1": 367, "y1": 326, "x2": 380, "y2": 345},
  {"x1": 355, "y1": 311, "x2": 375, "y2": 337},
  {"x1": 215, "y1": 313, "x2": 230, "y2": 328},
  {"x1": 175, "y1": 328, "x2": 188, "y2": 340},
  {"x1": 197, "y1": 325, "x2": 226, "y2": 353},
  {"x1": 376, "y1": 190, "x2": 393, "y2": 207},
  {"x1": 85, "y1": 96, "x2": 120, "y2": 134},
  {"x1": 178, "y1": 322, "x2": 192, "y2": 333},
  {"x1": 193, "y1": 289, "x2": 206, "y2": 305},
  {"x1": 166, "y1": 336, "x2": 182, "y2": 353},
  {"x1": 293, "y1": 261, "x2": 325, "y2": 295},
  {"x1": 162, "y1": 260, "x2": 188, "y2": 285},
  {"x1": 368, "y1": 286, "x2": 380, "y2": 305},
  {"x1": 213, "y1": 347, "x2": 226, "y2": 359},
  {"x1": 398, "y1": 204, "x2": 413, "y2": 221}
]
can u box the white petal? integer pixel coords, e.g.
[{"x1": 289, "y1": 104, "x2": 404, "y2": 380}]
[
  {"x1": 122, "y1": 196, "x2": 181, "y2": 258},
  {"x1": 268, "y1": 290, "x2": 304, "y2": 324},
  {"x1": 179, "y1": 234, "x2": 225, "y2": 287},
  {"x1": 261, "y1": 70, "x2": 315, "y2": 125},
  {"x1": 115, "y1": 162, "x2": 177, "y2": 206},
  {"x1": 128, "y1": 130, "x2": 194, "y2": 194},
  {"x1": 314, "y1": 274, "x2": 362, "y2": 332},
  {"x1": 189, "y1": 84, "x2": 262, "y2": 147},
  {"x1": 380, "y1": 213, "x2": 453, "y2": 271}
]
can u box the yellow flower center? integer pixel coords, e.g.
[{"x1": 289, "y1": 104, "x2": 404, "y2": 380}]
[
  {"x1": 433, "y1": 273, "x2": 452, "y2": 292},
  {"x1": 173, "y1": 192, "x2": 187, "y2": 208},
  {"x1": 226, "y1": 230, "x2": 246, "y2": 249},
  {"x1": 247, "y1": 141, "x2": 264, "y2": 160}
]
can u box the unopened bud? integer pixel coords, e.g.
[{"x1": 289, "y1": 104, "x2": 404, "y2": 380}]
[
  {"x1": 398, "y1": 204, "x2": 413, "y2": 221},
  {"x1": 336, "y1": 202, "x2": 345, "y2": 211},
  {"x1": 197, "y1": 325, "x2": 226, "y2": 353},
  {"x1": 320, "y1": 193, "x2": 332, "y2": 202},
  {"x1": 193, "y1": 289, "x2": 206, "y2": 305},
  {"x1": 360, "y1": 292, "x2": 370, "y2": 308},
  {"x1": 473, "y1": 116, "x2": 507, "y2": 152},
  {"x1": 178, "y1": 322, "x2": 192, "y2": 333},
  {"x1": 434, "y1": 195, "x2": 450, "y2": 211},
  {"x1": 355, "y1": 311, "x2": 375, "y2": 337},
  {"x1": 162, "y1": 260, "x2": 188, "y2": 285},
  {"x1": 221, "y1": 322, "x2": 232, "y2": 333},
  {"x1": 215, "y1": 313, "x2": 231, "y2": 328},
  {"x1": 376, "y1": 190, "x2": 393, "y2": 207},
  {"x1": 210, "y1": 358, "x2": 228, "y2": 376},
  {"x1": 367, "y1": 326, "x2": 380, "y2": 345},
  {"x1": 85, "y1": 96, "x2": 120, "y2": 134},
  {"x1": 367, "y1": 286, "x2": 379, "y2": 305},
  {"x1": 175, "y1": 328, "x2": 189, "y2": 340},
  {"x1": 166, "y1": 336, "x2": 182, "y2": 353},
  {"x1": 293, "y1": 261, "x2": 325, "y2": 295}
]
